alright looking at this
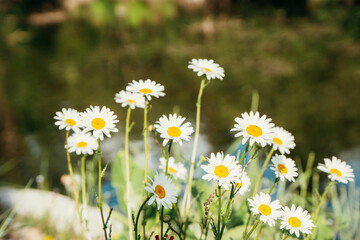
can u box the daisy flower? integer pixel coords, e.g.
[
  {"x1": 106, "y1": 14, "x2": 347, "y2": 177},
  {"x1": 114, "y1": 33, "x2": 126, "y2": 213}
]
[
  {"x1": 248, "y1": 192, "x2": 282, "y2": 227},
  {"x1": 271, "y1": 126, "x2": 296, "y2": 154},
  {"x1": 234, "y1": 171, "x2": 251, "y2": 196},
  {"x1": 270, "y1": 154, "x2": 298, "y2": 182},
  {"x1": 126, "y1": 79, "x2": 165, "y2": 101},
  {"x1": 159, "y1": 157, "x2": 187, "y2": 180},
  {"x1": 188, "y1": 59, "x2": 225, "y2": 80},
  {"x1": 145, "y1": 173, "x2": 178, "y2": 210},
  {"x1": 154, "y1": 113, "x2": 194, "y2": 146},
  {"x1": 67, "y1": 132, "x2": 98, "y2": 155},
  {"x1": 201, "y1": 152, "x2": 242, "y2": 190},
  {"x1": 280, "y1": 205, "x2": 315, "y2": 238},
  {"x1": 317, "y1": 156, "x2": 354, "y2": 184},
  {"x1": 54, "y1": 108, "x2": 82, "y2": 132},
  {"x1": 230, "y1": 111, "x2": 275, "y2": 147},
  {"x1": 80, "y1": 106, "x2": 119, "y2": 141},
  {"x1": 114, "y1": 90, "x2": 145, "y2": 109}
]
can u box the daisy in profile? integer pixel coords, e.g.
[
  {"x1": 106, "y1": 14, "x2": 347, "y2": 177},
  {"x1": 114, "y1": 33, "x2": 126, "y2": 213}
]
[
  {"x1": 280, "y1": 205, "x2": 315, "y2": 238},
  {"x1": 54, "y1": 108, "x2": 82, "y2": 132},
  {"x1": 270, "y1": 154, "x2": 298, "y2": 182},
  {"x1": 234, "y1": 171, "x2": 251, "y2": 196},
  {"x1": 248, "y1": 192, "x2": 282, "y2": 227},
  {"x1": 201, "y1": 152, "x2": 242, "y2": 190},
  {"x1": 159, "y1": 157, "x2": 187, "y2": 180},
  {"x1": 80, "y1": 106, "x2": 119, "y2": 141},
  {"x1": 317, "y1": 156, "x2": 354, "y2": 184},
  {"x1": 188, "y1": 59, "x2": 225, "y2": 80},
  {"x1": 114, "y1": 90, "x2": 145, "y2": 109},
  {"x1": 145, "y1": 173, "x2": 178, "y2": 210},
  {"x1": 67, "y1": 132, "x2": 98, "y2": 155},
  {"x1": 154, "y1": 113, "x2": 194, "y2": 146},
  {"x1": 271, "y1": 126, "x2": 296, "y2": 154},
  {"x1": 230, "y1": 111, "x2": 275, "y2": 147},
  {"x1": 126, "y1": 79, "x2": 165, "y2": 101}
]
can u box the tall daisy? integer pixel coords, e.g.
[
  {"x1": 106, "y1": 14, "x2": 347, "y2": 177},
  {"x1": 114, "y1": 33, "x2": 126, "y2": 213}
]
[
  {"x1": 188, "y1": 59, "x2": 225, "y2": 80},
  {"x1": 154, "y1": 113, "x2": 194, "y2": 146},
  {"x1": 145, "y1": 173, "x2": 178, "y2": 210},
  {"x1": 234, "y1": 171, "x2": 251, "y2": 196},
  {"x1": 317, "y1": 156, "x2": 354, "y2": 184},
  {"x1": 54, "y1": 108, "x2": 82, "y2": 132},
  {"x1": 271, "y1": 126, "x2": 296, "y2": 154},
  {"x1": 280, "y1": 205, "x2": 315, "y2": 238},
  {"x1": 201, "y1": 152, "x2": 242, "y2": 190},
  {"x1": 114, "y1": 90, "x2": 145, "y2": 109},
  {"x1": 230, "y1": 111, "x2": 275, "y2": 147},
  {"x1": 80, "y1": 106, "x2": 119, "y2": 141},
  {"x1": 126, "y1": 79, "x2": 165, "y2": 101},
  {"x1": 248, "y1": 192, "x2": 282, "y2": 227},
  {"x1": 67, "y1": 132, "x2": 98, "y2": 155},
  {"x1": 270, "y1": 154, "x2": 298, "y2": 182},
  {"x1": 159, "y1": 157, "x2": 187, "y2": 180}
]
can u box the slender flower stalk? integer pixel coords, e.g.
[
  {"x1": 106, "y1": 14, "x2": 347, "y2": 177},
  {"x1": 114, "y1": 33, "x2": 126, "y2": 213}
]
[
  {"x1": 97, "y1": 139, "x2": 108, "y2": 240},
  {"x1": 143, "y1": 99, "x2": 149, "y2": 184},
  {"x1": 217, "y1": 186, "x2": 222, "y2": 239},
  {"x1": 244, "y1": 219, "x2": 260, "y2": 240},
  {"x1": 80, "y1": 154, "x2": 89, "y2": 235},
  {"x1": 134, "y1": 197, "x2": 151, "y2": 240},
  {"x1": 283, "y1": 234, "x2": 289, "y2": 240},
  {"x1": 253, "y1": 148, "x2": 275, "y2": 195},
  {"x1": 220, "y1": 186, "x2": 234, "y2": 237}
]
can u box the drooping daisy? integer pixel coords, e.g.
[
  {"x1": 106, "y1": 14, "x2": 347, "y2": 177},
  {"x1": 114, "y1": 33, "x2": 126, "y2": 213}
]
[
  {"x1": 159, "y1": 157, "x2": 187, "y2": 180},
  {"x1": 54, "y1": 108, "x2": 82, "y2": 132},
  {"x1": 114, "y1": 90, "x2": 145, "y2": 109},
  {"x1": 280, "y1": 205, "x2": 315, "y2": 238},
  {"x1": 230, "y1": 111, "x2": 275, "y2": 147},
  {"x1": 154, "y1": 113, "x2": 194, "y2": 146},
  {"x1": 188, "y1": 59, "x2": 225, "y2": 80},
  {"x1": 234, "y1": 171, "x2": 251, "y2": 196},
  {"x1": 67, "y1": 132, "x2": 98, "y2": 155},
  {"x1": 317, "y1": 156, "x2": 354, "y2": 184},
  {"x1": 271, "y1": 126, "x2": 296, "y2": 154},
  {"x1": 145, "y1": 173, "x2": 178, "y2": 210},
  {"x1": 126, "y1": 79, "x2": 165, "y2": 101},
  {"x1": 270, "y1": 154, "x2": 298, "y2": 182},
  {"x1": 248, "y1": 192, "x2": 282, "y2": 227},
  {"x1": 80, "y1": 106, "x2": 119, "y2": 141},
  {"x1": 201, "y1": 152, "x2": 242, "y2": 190}
]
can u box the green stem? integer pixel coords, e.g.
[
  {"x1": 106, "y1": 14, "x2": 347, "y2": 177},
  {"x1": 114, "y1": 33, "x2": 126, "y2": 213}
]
[
  {"x1": 97, "y1": 139, "x2": 108, "y2": 240},
  {"x1": 254, "y1": 223, "x2": 262, "y2": 240},
  {"x1": 218, "y1": 186, "x2": 221, "y2": 240},
  {"x1": 165, "y1": 140, "x2": 173, "y2": 176},
  {"x1": 80, "y1": 154, "x2": 89, "y2": 233},
  {"x1": 220, "y1": 185, "x2": 234, "y2": 237},
  {"x1": 244, "y1": 219, "x2": 260, "y2": 240},
  {"x1": 282, "y1": 234, "x2": 289, "y2": 240},
  {"x1": 161, "y1": 206, "x2": 164, "y2": 240},
  {"x1": 253, "y1": 148, "x2": 275, "y2": 195},
  {"x1": 238, "y1": 144, "x2": 249, "y2": 166},
  {"x1": 134, "y1": 197, "x2": 150, "y2": 240},
  {"x1": 268, "y1": 178, "x2": 280, "y2": 195},
  {"x1": 143, "y1": 99, "x2": 149, "y2": 184}
]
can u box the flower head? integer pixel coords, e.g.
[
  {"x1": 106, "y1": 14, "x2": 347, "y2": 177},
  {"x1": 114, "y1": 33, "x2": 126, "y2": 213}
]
[
  {"x1": 201, "y1": 152, "x2": 242, "y2": 190},
  {"x1": 154, "y1": 113, "x2": 194, "y2": 146},
  {"x1": 317, "y1": 156, "x2": 354, "y2": 184},
  {"x1": 270, "y1": 154, "x2": 298, "y2": 182},
  {"x1": 230, "y1": 111, "x2": 275, "y2": 147},
  {"x1": 145, "y1": 173, "x2": 178, "y2": 210},
  {"x1": 248, "y1": 192, "x2": 282, "y2": 227},
  {"x1": 126, "y1": 79, "x2": 165, "y2": 101},
  {"x1": 280, "y1": 205, "x2": 315, "y2": 238},
  {"x1": 114, "y1": 90, "x2": 145, "y2": 109},
  {"x1": 159, "y1": 157, "x2": 187, "y2": 180},
  {"x1": 271, "y1": 126, "x2": 296, "y2": 154},
  {"x1": 80, "y1": 106, "x2": 119, "y2": 141},
  {"x1": 67, "y1": 132, "x2": 98, "y2": 155},
  {"x1": 54, "y1": 108, "x2": 82, "y2": 132},
  {"x1": 234, "y1": 171, "x2": 251, "y2": 196},
  {"x1": 188, "y1": 59, "x2": 225, "y2": 80}
]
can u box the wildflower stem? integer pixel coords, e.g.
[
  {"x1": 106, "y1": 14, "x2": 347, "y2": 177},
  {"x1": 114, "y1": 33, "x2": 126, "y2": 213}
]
[
  {"x1": 161, "y1": 206, "x2": 164, "y2": 240},
  {"x1": 143, "y1": 98, "x2": 149, "y2": 184},
  {"x1": 125, "y1": 107, "x2": 134, "y2": 240},
  {"x1": 254, "y1": 223, "x2": 262, "y2": 240},
  {"x1": 97, "y1": 139, "x2": 108, "y2": 240},
  {"x1": 220, "y1": 185, "x2": 235, "y2": 237},
  {"x1": 282, "y1": 234, "x2": 289, "y2": 240},
  {"x1": 134, "y1": 196, "x2": 150, "y2": 240},
  {"x1": 65, "y1": 131, "x2": 86, "y2": 240},
  {"x1": 80, "y1": 154, "x2": 89, "y2": 235},
  {"x1": 238, "y1": 144, "x2": 249, "y2": 165},
  {"x1": 217, "y1": 186, "x2": 222, "y2": 240},
  {"x1": 165, "y1": 140, "x2": 173, "y2": 176},
  {"x1": 253, "y1": 148, "x2": 275, "y2": 195},
  {"x1": 268, "y1": 177, "x2": 280, "y2": 195},
  {"x1": 244, "y1": 219, "x2": 260, "y2": 240}
]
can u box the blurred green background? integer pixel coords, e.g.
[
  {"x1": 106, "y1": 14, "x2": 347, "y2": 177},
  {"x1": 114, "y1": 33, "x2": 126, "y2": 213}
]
[{"x1": 1, "y1": 0, "x2": 360, "y2": 187}]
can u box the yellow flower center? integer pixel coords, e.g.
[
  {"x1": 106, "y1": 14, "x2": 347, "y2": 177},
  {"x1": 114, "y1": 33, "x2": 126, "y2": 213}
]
[
  {"x1": 273, "y1": 137, "x2": 283, "y2": 145},
  {"x1": 155, "y1": 185, "x2": 166, "y2": 199},
  {"x1": 330, "y1": 168, "x2": 342, "y2": 176},
  {"x1": 140, "y1": 88, "x2": 153, "y2": 94},
  {"x1": 44, "y1": 236, "x2": 54, "y2": 240},
  {"x1": 77, "y1": 141, "x2": 88, "y2": 148},
  {"x1": 258, "y1": 204, "x2": 272, "y2": 216},
  {"x1": 169, "y1": 167, "x2": 177, "y2": 174},
  {"x1": 167, "y1": 126, "x2": 181, "y2": 137},
  {"x1": 203, "y1": 67, "x2": 212, "y2": 72},
  {"x1": 235, "y1": 181, "x2": 243, "y2": 189},
  {"x1": 128, "y1": 99, "x2": 136, "y2": 103},
  {"x1": 91, "y1": 118, "x2": 106, "y2": 130},
  {"x1": 246, "y1": 125, "x2": 263, "y2": 137},
  {"x1": 214, "y1": 165, "x2": 229, "y2": 178},
  {"x1": 277, "y1": 164, "x2": 288, "y2": 174},
  {"x1": 65, "y1": 118, "x2": 76, "y2": 126},
  {"x1": 288, "y1": 216, "x2": 302, "y2": 228}
]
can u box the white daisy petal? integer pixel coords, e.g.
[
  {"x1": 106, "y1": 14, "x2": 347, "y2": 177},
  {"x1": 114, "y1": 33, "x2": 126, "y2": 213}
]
[
  {"x1": 248, "y1": 192, "x2": 282, "y2": 227},
  {"x1": 317, "y1": 156, "x2": 354, "y2": 184},
  {"x1": 271, "y1": 126, "x2": 296, "y2": 154},
  {"x1": 280, "y1": 205, "x2": 315, "y2": 237},
  {"x1": 159, "y1": 157, "x2": 187, "y2": 180},
  {"x1": 188, "y1": 59, "x2": 225, "y2": 80},
  {"x1": 114, "y1": 90, "x2": 145, "y2": 109},
  {"x1": 126, "y1": 79, "x2": 165, "y2": 101},
  {"x1": 54, "y1": 108, "x2": 82, "y2": 132},
  {"x1": 67, "y1": 132, "x2": 98, "y2": 155},
  {"x1": 270, "y1": 154, "x2": 298, "y2": 182},
  {"x1": 233, "y1": 171, "x2": 251, "y2": 196}
]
